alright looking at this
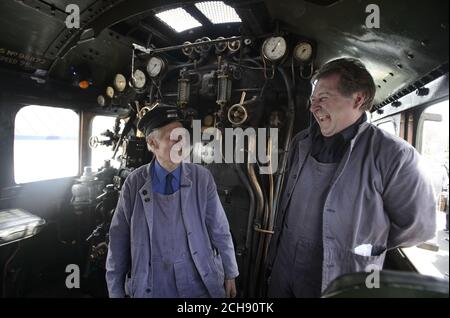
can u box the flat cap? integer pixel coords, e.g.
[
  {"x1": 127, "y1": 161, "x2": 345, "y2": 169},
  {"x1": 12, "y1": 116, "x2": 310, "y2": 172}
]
[{"x1": 138, "y1": 103, "x2": 181, "y2": 136}]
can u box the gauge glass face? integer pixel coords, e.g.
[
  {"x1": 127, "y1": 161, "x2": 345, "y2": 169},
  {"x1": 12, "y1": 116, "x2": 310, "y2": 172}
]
[
  {"x1": 215, "y1": 37, "x2": 227, "y2": 53},
  {"x1": 294, "y1": 42, "x2": 313, "y2": 62},
  {"x1": 146, "y1": 57, "x2": 164, "y2": 78},
  {"x1": 97, "y1": 95, "x2": 105, "y2": 106},
  {"x1": 133, "y1": 69, "x2": 146, "y2": 88},
  {"x1": 114, "y1": 73, "x2": 126, "y2": 92},
  {"x1": 228, "y1": 38, "x2": 241, "y2": 52},
  {"x1": 262, "y1": 36, "x2": 287, "y2": 61},
  {"x1": 182, "y1": 41, "x2": 193, "y2": 56},
  {"x1": 106, "y1": 86, "x2": 114, "y2": 98}
]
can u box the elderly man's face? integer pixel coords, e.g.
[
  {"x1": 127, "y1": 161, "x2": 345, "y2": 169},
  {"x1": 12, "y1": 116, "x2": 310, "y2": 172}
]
[
  {"x1": 147, "y1": 121, "x2": 184, "y2": 164},
  {"x1": 310, "y1": 73, "x2": 364, "y2": 137}
]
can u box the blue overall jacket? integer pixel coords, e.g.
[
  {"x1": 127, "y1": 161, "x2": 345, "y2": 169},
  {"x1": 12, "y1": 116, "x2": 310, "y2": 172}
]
[{"x1": 106, "y1": 161, "x2": 239, "y2": 298}]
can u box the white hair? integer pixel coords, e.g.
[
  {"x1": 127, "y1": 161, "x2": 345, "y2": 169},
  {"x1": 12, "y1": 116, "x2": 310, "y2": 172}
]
[{"x1": 146, "y1": 128, "x2": 161, "y2": 152}]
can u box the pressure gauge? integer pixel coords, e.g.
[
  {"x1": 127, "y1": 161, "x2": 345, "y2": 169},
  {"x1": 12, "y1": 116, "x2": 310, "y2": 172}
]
[
  {"x1": 113, "y1": 73, "x2": 126, "y2": 92},
  {"x1": 215, "y1": 37, "x2": 227, "y2": 53},
  {"x1": 182, "y1": 41, "x2": 193, "y2": 56},
  {"x1": 228, "y1": 38, "x2": 241, "y2": 53},
  {"x1": 132, "y1": 69, "x2": 146, "y2": 89},
  {"x1": 262, "y1": 36, "x2": 287, "y2": 62},
  {"x1": 106, "y1": 86, "x2": 114, "y2": 99},
  {"x1": 146, "y1": 56, "x2": 165, "y2": 78},
  {"x1": 294, "y1": 42, "x2": 313, "y2": 62},
  {"x1": 97, "y1": 95, "x2": 105, "y2": 107}
]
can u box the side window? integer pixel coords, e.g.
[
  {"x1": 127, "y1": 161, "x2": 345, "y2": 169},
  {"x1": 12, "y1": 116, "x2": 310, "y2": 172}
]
[
  {"x1": 401, "y1": 99, "x2": 449, "y2": 280},
  {"x1": 373, "y1": 114, "x2": 400, "y2": 136},
  {"x1": 417, "y1": 99, "x2": 449, "y2": 199},
  {"x1": 90, "y1": 115, "x2": 121, "y2": 171},
  {"x1": 14, "y1": 105, "x2": 79, "y2": 183},
  {"x1": 377, "y1": 121, "x2": 397, "y2": 136}
]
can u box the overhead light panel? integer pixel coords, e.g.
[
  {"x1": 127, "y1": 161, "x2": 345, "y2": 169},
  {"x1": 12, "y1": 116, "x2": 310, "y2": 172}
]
[
  {"x1": 195, "y1": 1, "x2": 241, "y2": 24},
  {"x1": 155, "y1": 8, "x2": 202, "y2": 33}
]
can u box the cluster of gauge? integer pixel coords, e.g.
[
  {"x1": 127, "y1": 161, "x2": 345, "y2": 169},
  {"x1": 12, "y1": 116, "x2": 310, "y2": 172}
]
[
  {"x1": 261, "y1": 36, "x2": 313, "y2": 63},
  {"x1": 97, "y1": 56, "x2": 167, "y2": 107},
  {"x1": 181, "y1": 36, "x2": 242, "y2": 56}
]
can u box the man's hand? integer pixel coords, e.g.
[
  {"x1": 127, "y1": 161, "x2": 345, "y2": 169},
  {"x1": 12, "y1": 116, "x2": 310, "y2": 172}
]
[{"x1": 224, "y1": 279, "x2": 237, "y2": 298}]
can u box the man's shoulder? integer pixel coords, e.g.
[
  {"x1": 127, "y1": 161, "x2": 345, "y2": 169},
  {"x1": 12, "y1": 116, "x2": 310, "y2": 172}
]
[
  {"x1": 123, "y1": 164, "x2": 149, "y2": 187},
  {"x1": 293, "y1": 127, "x2": 311, "y2": 141},
  {"x1": 365, "y1": 124, "x2": 414, "y2": 154},
  {"x1": 183, "y1": 162, "x2": 211, "y2": 177},
  {"x1": 289, "y1": 128, "x2": 312, "y2": 151}
]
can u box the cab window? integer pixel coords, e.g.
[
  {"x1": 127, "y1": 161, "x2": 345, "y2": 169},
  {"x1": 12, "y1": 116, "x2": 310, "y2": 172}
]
[
  {"x1": 90, "y1": 115, "x2": 121, "y2": 171},
  {"x1": 14, "y1": 105, "x2": 79, "y2": 183}
]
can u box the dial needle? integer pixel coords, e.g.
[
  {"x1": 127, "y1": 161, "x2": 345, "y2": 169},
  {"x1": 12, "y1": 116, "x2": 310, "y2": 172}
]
[{"x1": 271, "y1": 40, "x2": 280, "y2": 53}]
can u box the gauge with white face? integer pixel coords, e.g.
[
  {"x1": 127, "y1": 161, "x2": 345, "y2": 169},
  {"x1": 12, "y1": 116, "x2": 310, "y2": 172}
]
[
  {"x1": 113, "y1": 73, "x2": 126, "y2": 92},
  {"x1": 294, "y1": 42, "x2": 313, "y2": 62},
  {"x1": 146, "y1": 56, "x2": 165, "y2": 78},
  {"x1": 182, "y1": 41, "x2": 193, "y2": 56},
  {"x1": 106, "y1": 86, "x2": 114, "y2": 99},
  {"x1": 262, "y1": 36, "x2": 287, "y2": 62},
  {"x1": 97, "y1": 95, "x2": 105, "y2": 107},
  {"x1": 132, "y1": 69, "x2": 146, "y2": 89}
]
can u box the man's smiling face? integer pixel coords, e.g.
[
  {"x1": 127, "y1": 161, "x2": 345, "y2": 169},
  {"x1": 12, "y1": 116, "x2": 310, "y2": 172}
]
[{"x1": 310, "y1": 73, "x2": 365, "y2": 137}]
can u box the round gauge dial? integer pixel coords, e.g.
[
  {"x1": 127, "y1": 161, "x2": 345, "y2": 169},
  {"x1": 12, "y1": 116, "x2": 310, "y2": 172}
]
[
  {"x1": 262, "y1": 36, "x2": 287, "y2": 62},
  {"x1": 132, "y1": 69, "x2": 146, "y2": 89},
  {"x1": 294, "y1": 42, "x2": 313, "y2": 62},
  {"x1": 215, "y1": 37, "x2": 227, "y2": 53},
  {"x1": 106, "y1": 86, "x2": 114, "y2": 99},
  {"x1": 182, "y1": 41, "x2": 193, "y2": 56},
  {"x1": 146, "y1": 56, "x2": 165, "y2": 78},
  {"x1": 228, "y1": 38, "x2": 241, "y2": 53},
  {"x1": 113, "y1": 73, "x2": 126, "y2": 92},
  {"x1": 97, "y1": 95, "x2": 105, "y2": 107}
]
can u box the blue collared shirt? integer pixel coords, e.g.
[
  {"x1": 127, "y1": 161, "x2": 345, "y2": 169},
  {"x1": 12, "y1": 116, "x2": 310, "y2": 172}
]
[{"x1": 151, "y1": 160, "x2": 181, "y2": 194}]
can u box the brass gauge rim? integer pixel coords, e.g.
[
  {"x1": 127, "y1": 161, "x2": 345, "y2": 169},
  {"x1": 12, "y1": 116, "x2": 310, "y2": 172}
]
[
  {"x1": 215, "y1": 37, "x2": 227, "y2": 53},
  {"x1": 182, "y1": 41, "x2": 193, "y2": 56},
  {"x1": 228, "y1": 38, "x2": 241, "y2": 52},
  {"x1": 294, "y1": 42, "x2": 313, "y2": 62},
  {"x1": 261, "y1": 36, "x2": 287, "y2": 62}
]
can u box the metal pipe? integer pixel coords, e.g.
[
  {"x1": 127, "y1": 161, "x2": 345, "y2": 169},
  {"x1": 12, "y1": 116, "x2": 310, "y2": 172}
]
[
  {"x1": 270, "y1": 67, "x2": 295, "y2": 225},
  {"x1": 133, "y1": 36, "x2": 245, "y2": 55},
  {"x1": 252, "y1": 137, "x2": 275, "y2": 296},
  {"x1": 246, "y1": 135, "x2": 265, "y2": 297},
  {"x1": 233, "y1": 164, "x2": 255, "y2": 297},
  {"x1": 263, "y1": 136, "x2": 275, "y2": 260}
]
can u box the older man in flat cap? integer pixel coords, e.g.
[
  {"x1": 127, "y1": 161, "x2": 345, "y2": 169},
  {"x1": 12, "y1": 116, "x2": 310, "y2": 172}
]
[{"x1": 106, "y1": 104, "x2": 239, "y2": 298}]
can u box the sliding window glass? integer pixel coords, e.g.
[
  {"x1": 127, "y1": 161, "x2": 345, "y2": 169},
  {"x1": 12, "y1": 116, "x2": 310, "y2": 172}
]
[{"x1": 14, "y1": 105, "x2": 79, "y2": 183}]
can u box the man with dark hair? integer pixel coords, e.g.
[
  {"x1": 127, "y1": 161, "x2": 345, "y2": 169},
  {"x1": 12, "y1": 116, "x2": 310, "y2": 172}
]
[
  {"x1": 106, "y1": 104, "x2": 238, "y2": 298},
  {"x1": 266, "y1": 58, "x2": 436, "y2": 297}
]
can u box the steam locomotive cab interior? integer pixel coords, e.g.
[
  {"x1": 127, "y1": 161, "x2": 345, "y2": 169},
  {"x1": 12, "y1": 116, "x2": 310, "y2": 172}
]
[{"x1": 0, "y1": 0, "x2": 448, "y2": 297}]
